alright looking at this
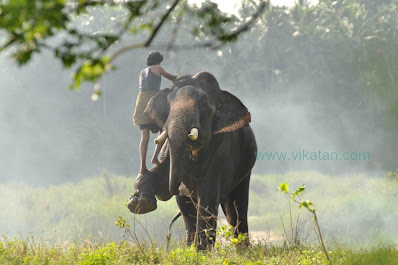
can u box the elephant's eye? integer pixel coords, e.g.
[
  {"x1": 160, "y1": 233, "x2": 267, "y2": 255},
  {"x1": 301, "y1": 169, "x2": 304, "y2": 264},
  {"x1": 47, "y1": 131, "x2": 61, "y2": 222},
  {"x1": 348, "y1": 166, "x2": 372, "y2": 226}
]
[{"x1": 198, "y1": 99, "x2": 209, "y2": 109}]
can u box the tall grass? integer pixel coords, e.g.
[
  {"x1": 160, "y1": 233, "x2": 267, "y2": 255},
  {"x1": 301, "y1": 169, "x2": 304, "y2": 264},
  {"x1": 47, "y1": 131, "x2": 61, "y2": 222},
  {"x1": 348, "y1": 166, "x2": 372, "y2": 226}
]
[
  {"x1": 1, "y1": 236, "x2": 398, "y2": 264},
  {"x1": 0, "y1": 173, "x2": 181, "y2": 243},
  {"x1": 1, "y1": 171, "x2": 397, "y2": 247}
]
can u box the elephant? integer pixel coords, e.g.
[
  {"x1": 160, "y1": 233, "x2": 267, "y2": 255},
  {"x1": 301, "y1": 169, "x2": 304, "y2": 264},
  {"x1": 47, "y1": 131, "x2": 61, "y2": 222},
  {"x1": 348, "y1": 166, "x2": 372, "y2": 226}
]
[{"x1": 128, "y1": 71, "x2": 257, "y2": 250}]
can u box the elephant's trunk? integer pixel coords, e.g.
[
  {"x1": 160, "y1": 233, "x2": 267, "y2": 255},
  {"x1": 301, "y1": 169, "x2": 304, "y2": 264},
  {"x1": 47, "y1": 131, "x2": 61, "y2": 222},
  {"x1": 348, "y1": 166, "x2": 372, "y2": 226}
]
[
  {"x1": 167, "y1": 100, "x2": 199, "y2": 195},
  {"x1": 167, "y1": 116, "x2": 189, "y2": 195},
  {"x1": 169, "y1": 145, "x2": 184, "y2": 195}
]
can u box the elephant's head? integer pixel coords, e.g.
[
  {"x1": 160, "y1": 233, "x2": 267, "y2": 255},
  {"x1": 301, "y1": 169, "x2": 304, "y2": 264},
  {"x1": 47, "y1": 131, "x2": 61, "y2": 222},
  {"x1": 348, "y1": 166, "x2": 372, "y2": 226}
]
[{"x1": 144, "y1": 71, "x2": 251, "y2": 195}]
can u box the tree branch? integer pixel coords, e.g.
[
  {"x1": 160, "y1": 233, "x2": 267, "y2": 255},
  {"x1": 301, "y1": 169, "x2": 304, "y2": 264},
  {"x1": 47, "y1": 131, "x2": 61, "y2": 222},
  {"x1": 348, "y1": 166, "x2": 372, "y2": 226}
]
[
  {"x1": 144, "y1": 0, "x2": 180, "y2": 47},
  {"x1": 216, "y1": 0, "x2": 269, "y2": 44},
  {"x1": 108, "y1": 0, "x2": 268, "y2": 63},
  {"x1": 109, "y1": 42, "x2": 146, "y2": 63},
  {"x1": 109, "y1": 0, "x2": 180, "y2": 63}
]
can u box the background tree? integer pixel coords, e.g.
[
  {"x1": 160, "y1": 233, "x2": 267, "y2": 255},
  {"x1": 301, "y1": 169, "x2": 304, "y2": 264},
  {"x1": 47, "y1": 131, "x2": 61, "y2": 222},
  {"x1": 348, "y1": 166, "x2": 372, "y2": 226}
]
[
  {"x1": 0, "y1": 0, "x2": 267, "y2": 91},
  {"x1": 0, "y1": 0, "x2": 397, "y2": 184}
]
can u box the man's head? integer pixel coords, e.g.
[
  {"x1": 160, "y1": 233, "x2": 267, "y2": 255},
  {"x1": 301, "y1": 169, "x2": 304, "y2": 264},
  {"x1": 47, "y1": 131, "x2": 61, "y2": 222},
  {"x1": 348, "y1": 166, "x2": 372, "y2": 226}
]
[{"x1": 146, "y1": 51, "x2": 164, "y2": 66}]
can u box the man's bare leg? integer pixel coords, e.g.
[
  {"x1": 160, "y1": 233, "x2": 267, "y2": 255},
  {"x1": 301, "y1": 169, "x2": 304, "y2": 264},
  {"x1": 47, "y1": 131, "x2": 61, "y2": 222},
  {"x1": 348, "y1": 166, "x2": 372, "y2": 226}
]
[
  {"x1": 129, "y1": 128, "x2": 158, "y2": 214},
  {"x1": 139, "y1": 128, "x2": 150, "y2": 174}
]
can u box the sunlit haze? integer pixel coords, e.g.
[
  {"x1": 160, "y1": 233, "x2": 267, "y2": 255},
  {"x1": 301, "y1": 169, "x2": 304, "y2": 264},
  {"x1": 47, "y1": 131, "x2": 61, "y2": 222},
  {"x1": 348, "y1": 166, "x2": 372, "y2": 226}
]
[{"x1": 188, "y1": 0, "x2": 319, "y2": 14}]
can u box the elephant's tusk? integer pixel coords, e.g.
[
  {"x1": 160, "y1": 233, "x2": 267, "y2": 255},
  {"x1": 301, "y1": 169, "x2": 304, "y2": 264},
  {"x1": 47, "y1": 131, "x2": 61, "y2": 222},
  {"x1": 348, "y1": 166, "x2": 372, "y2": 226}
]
[
  {"x1": 188, "y1": 128, "x2": 199, "y2": 140},
  {"x1": 154, "y1": 130, "x2": 168, "y2": 145}
]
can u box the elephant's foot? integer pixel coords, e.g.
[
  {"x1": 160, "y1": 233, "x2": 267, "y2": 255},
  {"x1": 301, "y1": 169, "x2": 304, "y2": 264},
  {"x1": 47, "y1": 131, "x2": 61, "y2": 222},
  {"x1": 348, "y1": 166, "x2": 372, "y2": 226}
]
[{"x1": 127, "y1": 192, "x2": 157, "y2": 214}]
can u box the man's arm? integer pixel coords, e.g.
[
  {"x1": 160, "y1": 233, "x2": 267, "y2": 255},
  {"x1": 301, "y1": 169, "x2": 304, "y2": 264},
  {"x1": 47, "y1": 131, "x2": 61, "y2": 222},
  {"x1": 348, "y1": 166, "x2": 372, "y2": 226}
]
[{"x1": 153, "y1": 65, "x2": 177, "y2": 81}]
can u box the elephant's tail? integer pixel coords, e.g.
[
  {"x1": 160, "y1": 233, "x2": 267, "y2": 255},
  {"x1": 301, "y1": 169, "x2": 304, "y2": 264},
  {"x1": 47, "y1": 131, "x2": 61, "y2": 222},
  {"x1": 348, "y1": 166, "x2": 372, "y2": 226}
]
[{"x1": 166, "y1": 212, "x2": 182, "y2": 249}]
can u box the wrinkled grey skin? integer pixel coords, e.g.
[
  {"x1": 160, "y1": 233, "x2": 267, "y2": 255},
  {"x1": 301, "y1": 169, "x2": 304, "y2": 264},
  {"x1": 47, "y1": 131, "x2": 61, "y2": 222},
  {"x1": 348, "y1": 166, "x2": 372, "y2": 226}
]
[{"x1": 133, "y1": 71, "x2": 257, "y2": 250}]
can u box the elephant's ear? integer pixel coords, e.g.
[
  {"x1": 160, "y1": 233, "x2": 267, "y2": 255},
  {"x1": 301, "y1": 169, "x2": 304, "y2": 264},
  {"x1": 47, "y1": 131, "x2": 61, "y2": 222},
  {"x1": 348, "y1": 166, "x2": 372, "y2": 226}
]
[
  {"x1": 144, "y1": 88, "x2": 172, "y2": 128},
  {"x1": 213, "y1": 91, "x2": 251, "y2": 134}
]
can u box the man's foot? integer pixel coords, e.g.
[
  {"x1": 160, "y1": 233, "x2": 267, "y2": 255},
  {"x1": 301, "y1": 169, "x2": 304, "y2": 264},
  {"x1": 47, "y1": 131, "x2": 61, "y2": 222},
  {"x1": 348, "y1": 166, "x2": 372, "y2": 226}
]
[
  {"x1": 151, "y1": 158, "x2": 161, "y2": 166},
  {"x1": 139, "y1": 168, "x2": 149, "y2": 174},
  {"x1": 127, "y1": 192, "x2": 157, "y2": 214}
]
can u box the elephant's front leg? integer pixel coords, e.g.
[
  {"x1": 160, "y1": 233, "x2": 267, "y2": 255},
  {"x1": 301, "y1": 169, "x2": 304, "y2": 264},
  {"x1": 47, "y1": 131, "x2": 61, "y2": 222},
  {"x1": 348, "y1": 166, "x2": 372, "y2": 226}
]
[
  {"x1": 195, "y1": 187, "x2": 220, "y2": 250},
  {"x1": 176, "y1": 195, "x2": 197, "y2": 246}
]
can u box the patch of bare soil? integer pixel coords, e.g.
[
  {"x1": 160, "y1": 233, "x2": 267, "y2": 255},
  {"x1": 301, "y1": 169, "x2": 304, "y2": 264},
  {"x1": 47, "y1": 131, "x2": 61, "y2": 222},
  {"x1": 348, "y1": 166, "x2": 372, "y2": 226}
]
[{"x1": 249, "y1": 231, "x2": 284, "y2": 244}]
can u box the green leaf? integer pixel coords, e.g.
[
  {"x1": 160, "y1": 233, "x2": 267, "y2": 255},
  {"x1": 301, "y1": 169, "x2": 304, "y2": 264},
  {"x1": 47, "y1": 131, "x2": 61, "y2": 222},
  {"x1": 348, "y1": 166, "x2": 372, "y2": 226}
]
[
  {"x1": 70, "y1": 56, "x2": 112, "y2": 90},
  {"x1": 292, "y1": 184, "x2": 306, "y2": 197},
  {"x1": 278, "y1": 182, "x2": 289, "y2": 193},
  {"x1": 299, "y1": 200, "x2": 314, "y2": 210}
]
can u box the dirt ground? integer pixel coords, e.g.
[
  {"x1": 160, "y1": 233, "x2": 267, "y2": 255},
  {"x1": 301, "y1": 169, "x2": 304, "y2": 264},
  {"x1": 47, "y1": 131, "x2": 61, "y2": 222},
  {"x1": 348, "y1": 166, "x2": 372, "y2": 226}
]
[{"x1": 249, "y1": 231, "x2": 284, "y2": 243}]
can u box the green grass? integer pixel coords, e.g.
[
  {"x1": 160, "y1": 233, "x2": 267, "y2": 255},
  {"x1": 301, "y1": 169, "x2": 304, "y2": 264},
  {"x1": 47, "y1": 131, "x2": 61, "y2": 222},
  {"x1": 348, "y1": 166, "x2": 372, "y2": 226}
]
[
  {"x1": 1, "y1": 170, "x2": 398, "y2": 263},
  {"x1": 0, "y1": 173, "x2": 181, "y2": 243},
  {"x1": 249, "y1": 172, "x2": 398, "y2": 246},
  {"x1": 1, "y1": 236, "x2": 398, "y2": 264},
  {"x1": 1, "y1": 171, "x2": 398, "y2": 245}
]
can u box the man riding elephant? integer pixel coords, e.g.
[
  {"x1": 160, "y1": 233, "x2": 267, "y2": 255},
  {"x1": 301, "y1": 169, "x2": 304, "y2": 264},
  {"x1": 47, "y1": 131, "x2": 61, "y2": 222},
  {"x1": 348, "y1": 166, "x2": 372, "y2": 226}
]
[{"x1": 128, "y1": 71, "x2": 257, "y2": 250}]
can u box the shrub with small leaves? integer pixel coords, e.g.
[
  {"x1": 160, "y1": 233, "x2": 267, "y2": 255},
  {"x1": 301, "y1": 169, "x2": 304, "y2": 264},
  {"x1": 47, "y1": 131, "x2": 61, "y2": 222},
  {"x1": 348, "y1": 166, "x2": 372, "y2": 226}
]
[
  {"x1": 386, "y1": 169, "x2": 398, "y2": 181},
  {"x1": 217, "y1": 225, "x2": 249, "y2": 247},
  {"x1": 278, "y1": 182, "x2": 331, "y2": 264},
  {"x1": 77, "y1": 242, "x2": 118, "y2": 265}
]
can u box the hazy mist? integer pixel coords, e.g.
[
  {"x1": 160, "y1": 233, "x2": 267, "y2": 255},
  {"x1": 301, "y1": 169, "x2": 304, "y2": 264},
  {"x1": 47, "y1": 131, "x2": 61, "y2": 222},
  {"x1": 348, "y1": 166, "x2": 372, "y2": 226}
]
[{"x1": 1, "y1": 44, "x2": 393, "y2": 184}]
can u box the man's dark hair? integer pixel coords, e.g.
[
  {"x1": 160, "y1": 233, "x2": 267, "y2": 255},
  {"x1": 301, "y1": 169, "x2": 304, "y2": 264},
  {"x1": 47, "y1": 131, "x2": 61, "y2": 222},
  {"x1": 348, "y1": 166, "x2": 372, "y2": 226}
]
[{"x1": 146, "y1": 51, "x2": 164, "y2": 66}]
